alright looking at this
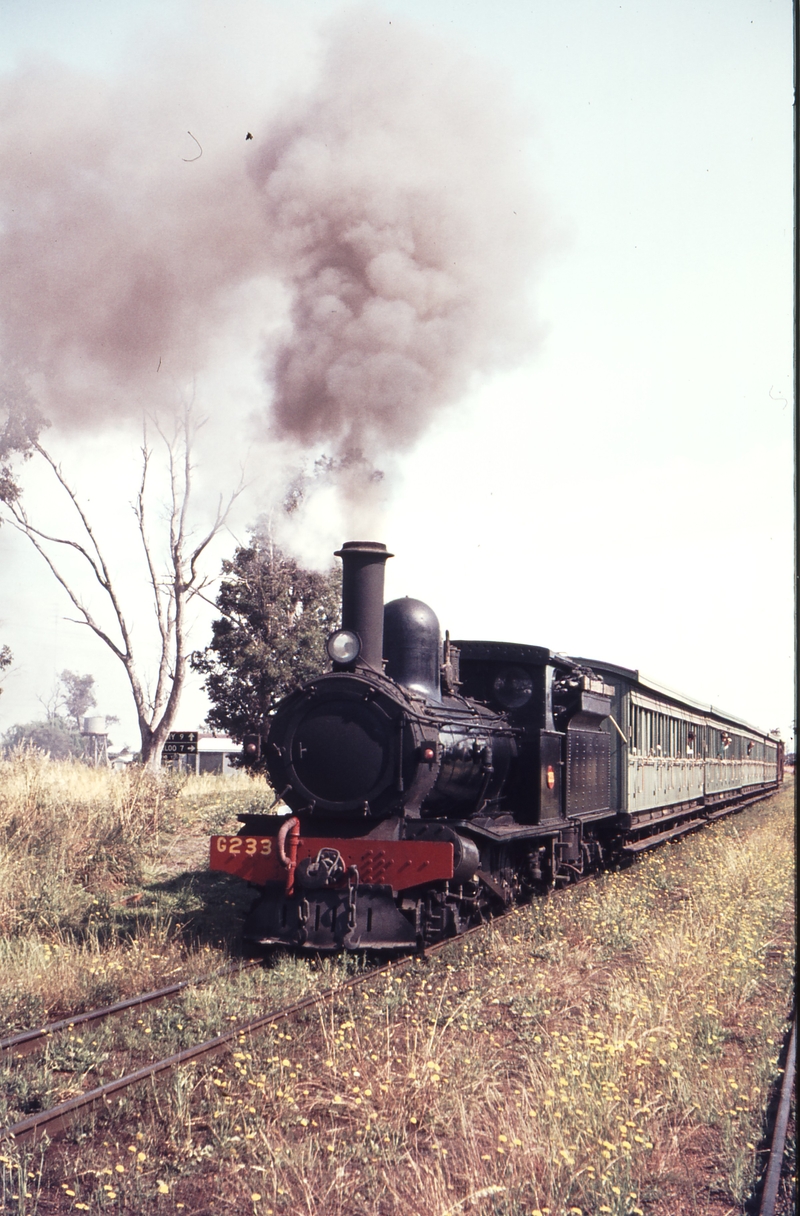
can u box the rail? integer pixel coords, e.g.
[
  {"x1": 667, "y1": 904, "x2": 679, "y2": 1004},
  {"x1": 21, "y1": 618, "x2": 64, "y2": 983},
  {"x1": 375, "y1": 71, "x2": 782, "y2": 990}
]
[
  {"x1": 0, "y1": 960, "x2": 261, "y2": 1059},
  {"x1": 757, "y1": 1014, "x2": 796, "y2": 1216}
]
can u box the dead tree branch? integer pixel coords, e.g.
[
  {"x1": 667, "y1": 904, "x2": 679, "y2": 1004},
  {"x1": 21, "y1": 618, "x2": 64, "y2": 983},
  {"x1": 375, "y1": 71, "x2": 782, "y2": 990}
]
[{"x1": 3, "y1": 410, "x2": 244, "y2": 768}]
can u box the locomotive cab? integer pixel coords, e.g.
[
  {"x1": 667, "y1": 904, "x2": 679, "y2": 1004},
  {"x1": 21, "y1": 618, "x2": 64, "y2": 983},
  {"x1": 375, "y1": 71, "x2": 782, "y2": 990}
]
[
  {"x1": 454, "y1": 642, "x2": 614, "y2": 825},
  {"x1": 455, "y1": 641, "x2": 557, "y2": 824}
]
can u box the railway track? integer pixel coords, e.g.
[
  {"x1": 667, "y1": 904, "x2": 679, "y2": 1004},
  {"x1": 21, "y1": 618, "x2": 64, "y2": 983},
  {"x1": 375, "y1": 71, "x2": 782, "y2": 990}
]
[
  {"x1": 756, "y1": 1013, "x2": 796, "y2": 1216},
  {"x1": 0, "y1": 899, "x2": 548, "y2": 1148}
]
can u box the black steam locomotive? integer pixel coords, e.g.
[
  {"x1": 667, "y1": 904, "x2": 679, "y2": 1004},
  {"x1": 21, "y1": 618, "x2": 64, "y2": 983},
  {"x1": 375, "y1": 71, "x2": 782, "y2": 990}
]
[{"x1": 210, "y1": 541, "x2": 783, "y2": 950}]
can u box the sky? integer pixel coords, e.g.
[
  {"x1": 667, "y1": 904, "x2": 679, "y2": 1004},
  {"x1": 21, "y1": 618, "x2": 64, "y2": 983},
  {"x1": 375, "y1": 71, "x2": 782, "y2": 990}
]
[{"x1": 0, "y1": 0, "x2": 794, "y2": 751}]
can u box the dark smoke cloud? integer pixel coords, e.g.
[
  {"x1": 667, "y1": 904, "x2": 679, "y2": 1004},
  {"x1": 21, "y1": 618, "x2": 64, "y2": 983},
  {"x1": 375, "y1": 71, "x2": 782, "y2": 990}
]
[
  {"x1": 0, "y1": 57, "x2": 267, "y2": 424},
  {"x1": 0, "y1": 8, "x2": 547, "y2": 472},
  {"x1": 254, "y1": 13, "x2": 546, "y2": 457}
]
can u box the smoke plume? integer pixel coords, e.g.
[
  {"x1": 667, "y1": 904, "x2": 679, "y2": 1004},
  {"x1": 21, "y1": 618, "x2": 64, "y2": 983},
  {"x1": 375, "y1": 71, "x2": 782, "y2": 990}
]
[
  {"x1": 0, "y1": 8, "x2": 546, "y2": 476},
  {"x1": 0, "y1": 54, "x2": 267, "y2": 425},
  {"x1": 254, "y1": 14, "x2": 545, "y2": 459}
]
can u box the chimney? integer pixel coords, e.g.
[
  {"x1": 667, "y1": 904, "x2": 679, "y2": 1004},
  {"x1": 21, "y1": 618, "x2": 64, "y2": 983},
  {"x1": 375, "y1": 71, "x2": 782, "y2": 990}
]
[{"x1": 334, "y1": 541, "x2": 393, "y2": 670}]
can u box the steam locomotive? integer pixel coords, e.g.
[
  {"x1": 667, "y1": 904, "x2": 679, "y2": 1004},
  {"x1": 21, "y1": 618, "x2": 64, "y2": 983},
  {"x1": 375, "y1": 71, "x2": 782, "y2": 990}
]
[{"x1": 210, "y1": 541, "x2": 783, "y2": 951}]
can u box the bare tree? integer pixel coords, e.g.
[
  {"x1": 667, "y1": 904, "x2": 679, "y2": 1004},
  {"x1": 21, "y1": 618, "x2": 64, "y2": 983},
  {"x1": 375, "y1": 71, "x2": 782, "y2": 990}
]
[{"x1": 1, "y1": 411, "x2": 242, "y2": 769}]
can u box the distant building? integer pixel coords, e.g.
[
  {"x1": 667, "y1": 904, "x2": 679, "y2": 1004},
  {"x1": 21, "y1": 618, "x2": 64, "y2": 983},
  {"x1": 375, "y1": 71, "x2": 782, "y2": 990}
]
[
  {"x1": 109, "y1": 747, "x2": 135, "y2": 770},
  {"x1": 163, "y1": 733, "x2": 243, "y2": 776}
]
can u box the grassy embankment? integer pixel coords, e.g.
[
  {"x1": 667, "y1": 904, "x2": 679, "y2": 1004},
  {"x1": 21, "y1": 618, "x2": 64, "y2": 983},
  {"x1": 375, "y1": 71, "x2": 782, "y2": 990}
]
[{"x1": 0, "y1": 752, "x2": 795, "y2": 1216}]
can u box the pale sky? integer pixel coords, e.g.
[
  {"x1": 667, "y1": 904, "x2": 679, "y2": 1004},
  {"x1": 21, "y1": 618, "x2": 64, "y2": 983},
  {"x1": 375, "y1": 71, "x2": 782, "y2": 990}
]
[{"x1": 0, "y1": 0, "x2": 794, "y2": 750}]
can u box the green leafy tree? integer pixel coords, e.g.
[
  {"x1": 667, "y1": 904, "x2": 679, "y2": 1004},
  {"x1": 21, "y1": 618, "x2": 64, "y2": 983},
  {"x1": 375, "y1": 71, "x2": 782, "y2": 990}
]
[
  {"x1": 191, "y1": 534, "x2": 340, "y2": 765},
  {"x1": 1, "y1": 369, "x2": 48, "y2": 507},
  {"x1": 3, "y1": 717, "x2": 84, "y2": 760},
  {"x1": 57, "y1": 669, "x2": 97, "y2": 729},
  {"x1": 1, "y1": 377, "x2": 43, "y2": 707}
]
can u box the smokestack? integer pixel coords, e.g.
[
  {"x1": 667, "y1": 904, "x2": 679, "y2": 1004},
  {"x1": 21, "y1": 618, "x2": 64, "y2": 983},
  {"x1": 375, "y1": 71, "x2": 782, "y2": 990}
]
[{"x1": 334, "y1": 541, "x2": 393, "y2": 670}]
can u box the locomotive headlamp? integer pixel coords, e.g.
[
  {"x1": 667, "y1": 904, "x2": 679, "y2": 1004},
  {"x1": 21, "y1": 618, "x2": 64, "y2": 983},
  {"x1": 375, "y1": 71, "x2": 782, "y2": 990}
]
[{"x1": 326, "y1": 629, "x2": 361, "y2": 664}]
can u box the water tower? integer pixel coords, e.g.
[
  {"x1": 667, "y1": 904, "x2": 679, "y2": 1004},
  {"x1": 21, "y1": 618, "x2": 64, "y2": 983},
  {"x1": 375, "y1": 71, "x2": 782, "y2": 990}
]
[{"x1": 81, "y1": 716, "x2": 108, "y2": 766}]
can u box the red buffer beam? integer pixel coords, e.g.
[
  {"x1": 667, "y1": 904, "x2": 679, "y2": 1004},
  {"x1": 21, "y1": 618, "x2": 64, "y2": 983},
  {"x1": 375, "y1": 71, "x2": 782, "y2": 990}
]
[{"x1": 210, "y1": 835, "x2": 454, "y2": 891}]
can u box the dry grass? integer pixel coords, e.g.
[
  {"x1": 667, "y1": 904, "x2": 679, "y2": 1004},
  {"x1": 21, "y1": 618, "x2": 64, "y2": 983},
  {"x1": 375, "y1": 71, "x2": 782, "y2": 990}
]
[
  {"x1": 0, "y1": 770, "x2": 793, "y2": 1215},
  {"x1": 0, "y1": 752, "x2": 277, "y2": 1034},
  {"x1": 0, "y1": 749, "x2": 187, "y2": 935}
]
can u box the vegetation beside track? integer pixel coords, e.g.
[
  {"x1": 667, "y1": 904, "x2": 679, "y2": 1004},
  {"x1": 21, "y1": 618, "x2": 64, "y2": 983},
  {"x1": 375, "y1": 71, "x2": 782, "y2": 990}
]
[
  {"x1": 0, "y1": 752, "x2": 278, "y2": 1035},
  {"x1": 0, "y1": 755, "x2": 794, "y2": 1215}
]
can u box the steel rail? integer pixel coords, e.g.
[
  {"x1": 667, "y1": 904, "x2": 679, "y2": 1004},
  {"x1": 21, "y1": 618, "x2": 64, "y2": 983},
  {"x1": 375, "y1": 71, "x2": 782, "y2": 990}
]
[
  {"x1": 1, "y1": 877, "x2": 603, "y2": 1150},
  {"x1": 0, "y1": 960, "x2": 261, "y2": 1059},
  {"x1": 757, "y1": 1014, "x2": 796, "y2": 1216}
]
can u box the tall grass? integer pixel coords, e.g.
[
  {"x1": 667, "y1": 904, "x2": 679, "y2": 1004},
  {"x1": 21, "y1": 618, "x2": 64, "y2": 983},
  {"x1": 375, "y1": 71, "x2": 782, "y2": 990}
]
[
  {"x1": 0, "y1": 752, "x2": 275, "y2": 1033},
  {"x1": 0, "y1": 751, "x2": 277, "y2": 939},
  {"x1": 0, "y1": 749, "x2": 186, "y2": 936}
]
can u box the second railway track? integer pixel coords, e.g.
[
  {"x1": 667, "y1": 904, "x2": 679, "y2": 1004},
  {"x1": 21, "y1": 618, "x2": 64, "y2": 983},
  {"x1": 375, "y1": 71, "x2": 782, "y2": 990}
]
[
  {"x1": 0, "y1": 959, "x2": 262, "y2": 1060},
  {"x1": 0, "y1": 897, "x2": 553, "y2": 1148}
]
